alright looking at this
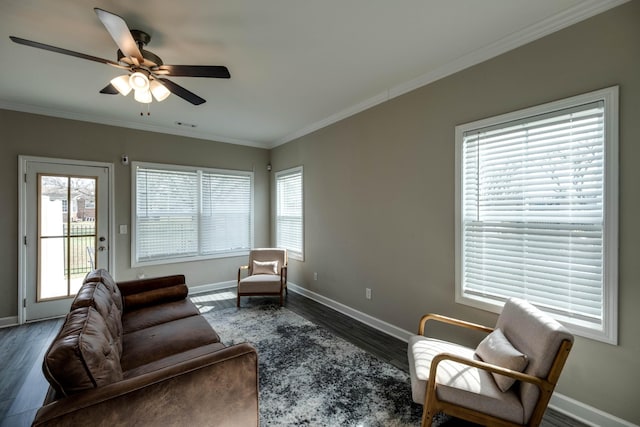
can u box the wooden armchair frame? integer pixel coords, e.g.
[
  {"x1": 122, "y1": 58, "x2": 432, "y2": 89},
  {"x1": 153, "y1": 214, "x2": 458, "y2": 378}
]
[{"x1": 418, "y1": 314, "x2": 573, "y2": 427}]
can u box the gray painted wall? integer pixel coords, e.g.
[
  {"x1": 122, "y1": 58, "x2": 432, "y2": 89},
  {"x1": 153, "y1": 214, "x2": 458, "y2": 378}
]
[
  {"x1": 0, "y1": 112, "x2": 270, "y2": 319},
  {"x1": 0, "y1": 2, "x2": 637, "y2": 423},
  {"x1": 270, "y1": 3, "x2": 639, "y2": 423}
]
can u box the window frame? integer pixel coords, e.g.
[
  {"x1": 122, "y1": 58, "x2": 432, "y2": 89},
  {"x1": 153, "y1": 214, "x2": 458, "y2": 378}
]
[
  {"x1": 455, "y1": 86, "x2": 619, "y2": 344},
  {"x1": 131, "y1": 161, "x2": 254, "y2": 267},
  {"x1": 275, "y1": 166, "x2": 304, "y2": 261}
]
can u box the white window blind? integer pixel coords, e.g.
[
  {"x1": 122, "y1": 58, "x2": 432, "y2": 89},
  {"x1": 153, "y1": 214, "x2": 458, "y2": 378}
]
[
  {"x1": 456, "y1": 87, "x2": 618, "y2": 344},
  {"x1": 133, "y1": 162, "x2": 253, "y2": 265},
  {"x1": 276, "y1": 167, "x2": 304, "y2": 260}
]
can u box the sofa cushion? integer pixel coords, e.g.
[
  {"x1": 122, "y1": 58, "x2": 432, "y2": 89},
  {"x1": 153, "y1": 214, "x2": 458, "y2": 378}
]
[
  {"x1": 83, "y1": 269, "x2": 123, "y2": 312},
  {"x1": 123, "y1": 283, "x2": 189, "y2": 311},
  {"x1": 117, "y1": 274, "x2": 187, "y2": 297},
  {"x1": 43, "y1": 307, "x2": 123, "y2": 397},
  {"x1": 71, "y1": 281, "x2": 123, "y2": 356},
  {"x1": 121, "y1": 315, "x2": 221, "y2": 371},
  {"x1": 475, "y1": 328, "x2": 528, "y2": 392},
  {"x1": 122, "y1": 298, "x2": 201, "y2": 334},
  {"x1": 123, "y1": 342, "x2": 227, "y2": 379}
]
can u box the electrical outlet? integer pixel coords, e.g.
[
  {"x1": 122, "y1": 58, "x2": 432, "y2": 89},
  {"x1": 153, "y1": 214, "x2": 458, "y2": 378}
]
[
  {"x1": 365, "y1": 288, "x2": 372, "y2": 299},
  {"x1": 313, "y1": 272, "x2": 318, "y2": 281}
]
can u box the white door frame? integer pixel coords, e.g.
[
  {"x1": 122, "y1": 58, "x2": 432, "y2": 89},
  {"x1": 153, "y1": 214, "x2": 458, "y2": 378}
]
[{"x1": 18, "y1": 155, "x2": 115, "y2": 324}]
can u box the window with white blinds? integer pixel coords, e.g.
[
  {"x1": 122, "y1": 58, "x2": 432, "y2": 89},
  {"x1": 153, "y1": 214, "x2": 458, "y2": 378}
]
[
  {"x1": 133, "y1": 162, "x2": 253, "y2": 265},
  {"x1": 455, "y1": 86, "x2": 618, "y2": 344},
  {"x1": 276, "y1": 166, "x2": 304, "y2": 260}
]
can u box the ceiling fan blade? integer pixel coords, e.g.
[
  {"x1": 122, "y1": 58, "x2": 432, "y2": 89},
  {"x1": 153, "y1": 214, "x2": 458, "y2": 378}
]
[
  {"x1": 156, "y1": 65, "x2": 231, "y2": 79},
  {"x1": 99, "y1": 83, "x2": 120, "y2": 95},
  {"x1": 94, "y1": 8, "x2": 144, "y2": 65},
  {"x1": 9, "y1": 36, "x2": 124, "y2": 68},
  {"x1": 158, "y1": 78, "x2": 206, "y2": 105}
]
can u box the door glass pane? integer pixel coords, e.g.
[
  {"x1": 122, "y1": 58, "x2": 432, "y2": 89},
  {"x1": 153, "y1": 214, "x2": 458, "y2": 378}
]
[
  {"x1": 39, "y1": 237, "x2": 67, "y2": 299},
  {"x1": 40, "y1": 176, "x2": 67, "y2": 237},
  {"x1": 38, "y1": 175, "x2": 97, "y2": 301},
  {"x1": 70, "y1": 177, "x2": 97, "y2": 292}
]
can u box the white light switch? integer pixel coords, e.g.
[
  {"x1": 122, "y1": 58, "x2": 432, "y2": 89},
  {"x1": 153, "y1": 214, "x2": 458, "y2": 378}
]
[{"x1": 119, "y1": 225, "x2": 128, "y2": 234}]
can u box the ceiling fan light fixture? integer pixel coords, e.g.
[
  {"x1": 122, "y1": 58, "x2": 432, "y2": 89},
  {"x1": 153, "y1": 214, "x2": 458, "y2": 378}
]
[
  {"x1": 129, "y1": 71, "x2": 149, "y2": 91},
  {"x1": 110, "y1": 75, "x2": 132, "y2": 96},
  {"x1": 150, "y1": 80, "x2": 171, "y2": 102},
  {"x1": 134, "y1": 88, "x2": 152, "y2": 104}
]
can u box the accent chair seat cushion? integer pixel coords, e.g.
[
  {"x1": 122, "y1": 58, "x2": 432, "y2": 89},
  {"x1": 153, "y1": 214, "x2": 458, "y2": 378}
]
[
  {"x1": 237, "y1": 274, "x2": 282, "y2": 293},
  {"x1": 408, "y1": 335, "x2": 524, "y2": 424}
]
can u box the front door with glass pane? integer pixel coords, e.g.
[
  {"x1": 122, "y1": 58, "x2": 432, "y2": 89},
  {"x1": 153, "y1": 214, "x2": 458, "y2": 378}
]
[{"x1": 24, "y1": 160, "x2": 110, "y2": 321}]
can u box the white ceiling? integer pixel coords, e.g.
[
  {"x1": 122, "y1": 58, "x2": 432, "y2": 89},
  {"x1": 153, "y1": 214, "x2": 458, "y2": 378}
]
[{"x1": 0, "y1": 0, "x2": 625, "y2": 149}]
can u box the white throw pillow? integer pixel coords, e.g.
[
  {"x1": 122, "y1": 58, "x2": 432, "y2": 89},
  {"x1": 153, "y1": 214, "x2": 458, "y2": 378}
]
[
  {"x1": 252, "y1": 260, "x2": 278, "y2": 275},
  {"x1": 475, "y1": 328, "x2": 529, "y2": 392}
]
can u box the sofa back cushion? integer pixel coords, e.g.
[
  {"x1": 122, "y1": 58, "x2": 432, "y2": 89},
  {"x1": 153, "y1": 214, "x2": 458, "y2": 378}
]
[
  {"x1": 83, "y1": 269, "x2": 123, "y2": 312},
  {"x1": 123, "y1": 283, "x2": 189, "y2": 311},
  {"x1": 71, "y1": 281, "x2": 123, "y2": 356},
  {"x1": 43, "y1": 307, "x2": 123, "y2": 396}
]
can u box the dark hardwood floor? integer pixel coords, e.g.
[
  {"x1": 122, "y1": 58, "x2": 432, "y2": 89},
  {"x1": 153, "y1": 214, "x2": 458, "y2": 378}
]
[
  {"x1": 0, "y1": 317, "x2": 63, "y2": 427},
  {"x1": 1, "y1": 288, "x2": 585, "y2": 426}
]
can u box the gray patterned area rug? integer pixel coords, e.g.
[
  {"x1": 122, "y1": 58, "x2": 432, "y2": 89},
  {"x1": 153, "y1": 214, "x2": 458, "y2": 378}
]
[{"x1": 201, "y1": 304, "x2": 449, "y2": 426}]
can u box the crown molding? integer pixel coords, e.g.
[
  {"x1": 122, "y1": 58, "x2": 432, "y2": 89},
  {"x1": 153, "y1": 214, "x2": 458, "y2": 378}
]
[
  {"x1": 0, "y1": 0, "x2": 628, "y2": 150},
  {"x1": 271, "y1": 0, "x2": 629, "y2": 148},
  {"x1": 0, "y1": 100, "x2": 268, "y2": 149}
]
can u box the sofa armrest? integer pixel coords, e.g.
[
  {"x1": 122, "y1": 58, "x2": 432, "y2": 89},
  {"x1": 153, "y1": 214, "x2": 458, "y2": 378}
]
[
  {"x1": 33, "y1": 343, "x2": 259, "y2": 427},
  {"x1": 117, "y1": 275, "x2": 186, "y2": 296}
]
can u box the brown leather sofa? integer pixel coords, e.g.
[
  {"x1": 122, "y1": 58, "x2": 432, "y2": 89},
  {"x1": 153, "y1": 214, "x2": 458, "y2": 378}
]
[{"x1": 32, "y1": 269, "x2": 258, "y2": 426}]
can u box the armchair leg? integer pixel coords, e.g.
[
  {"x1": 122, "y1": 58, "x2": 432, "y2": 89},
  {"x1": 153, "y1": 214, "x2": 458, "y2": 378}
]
[
  {"x1": 421, "y1": 406, "x2": 433, "y2": 427},
  {"x1": 237, "y1": 293, "x2": 240, "y2": 307}
]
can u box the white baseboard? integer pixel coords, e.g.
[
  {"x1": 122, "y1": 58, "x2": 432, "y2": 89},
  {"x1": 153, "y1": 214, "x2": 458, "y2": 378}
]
[
  {"x1": 288, "y1": 282, "x2": 637, "y2": 427},
  {"x1": 287, "y1": 282, "x2": 413, "y2": 342},
  {"x1": 0, "y1": 316, "x2": 18, "y2": 329},
  {"x1": 189, "y1": 280, "x2": 236, "y2": 295},
  {"x1": 549, "y1": 393, "x2": 638, "y2": 427}
]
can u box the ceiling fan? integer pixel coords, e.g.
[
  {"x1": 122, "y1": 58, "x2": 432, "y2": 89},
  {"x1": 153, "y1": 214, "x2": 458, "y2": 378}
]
[{"x1": 9, "y1": 8, "x2": 230, "y2": 106}]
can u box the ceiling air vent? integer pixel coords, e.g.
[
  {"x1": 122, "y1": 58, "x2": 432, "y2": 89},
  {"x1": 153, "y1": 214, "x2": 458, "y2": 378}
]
[{"x1": 175, "y1": 121, "x2": 197, "y2": 128}]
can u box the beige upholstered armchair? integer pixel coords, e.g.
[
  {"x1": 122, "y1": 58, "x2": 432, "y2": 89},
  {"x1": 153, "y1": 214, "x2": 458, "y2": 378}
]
[
  {"x1": 408, "y1": 298, "x2": 574, "y2": 427},
  {"x1": 237, "y1": 248, "x2": 288, "y2": 307}
]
